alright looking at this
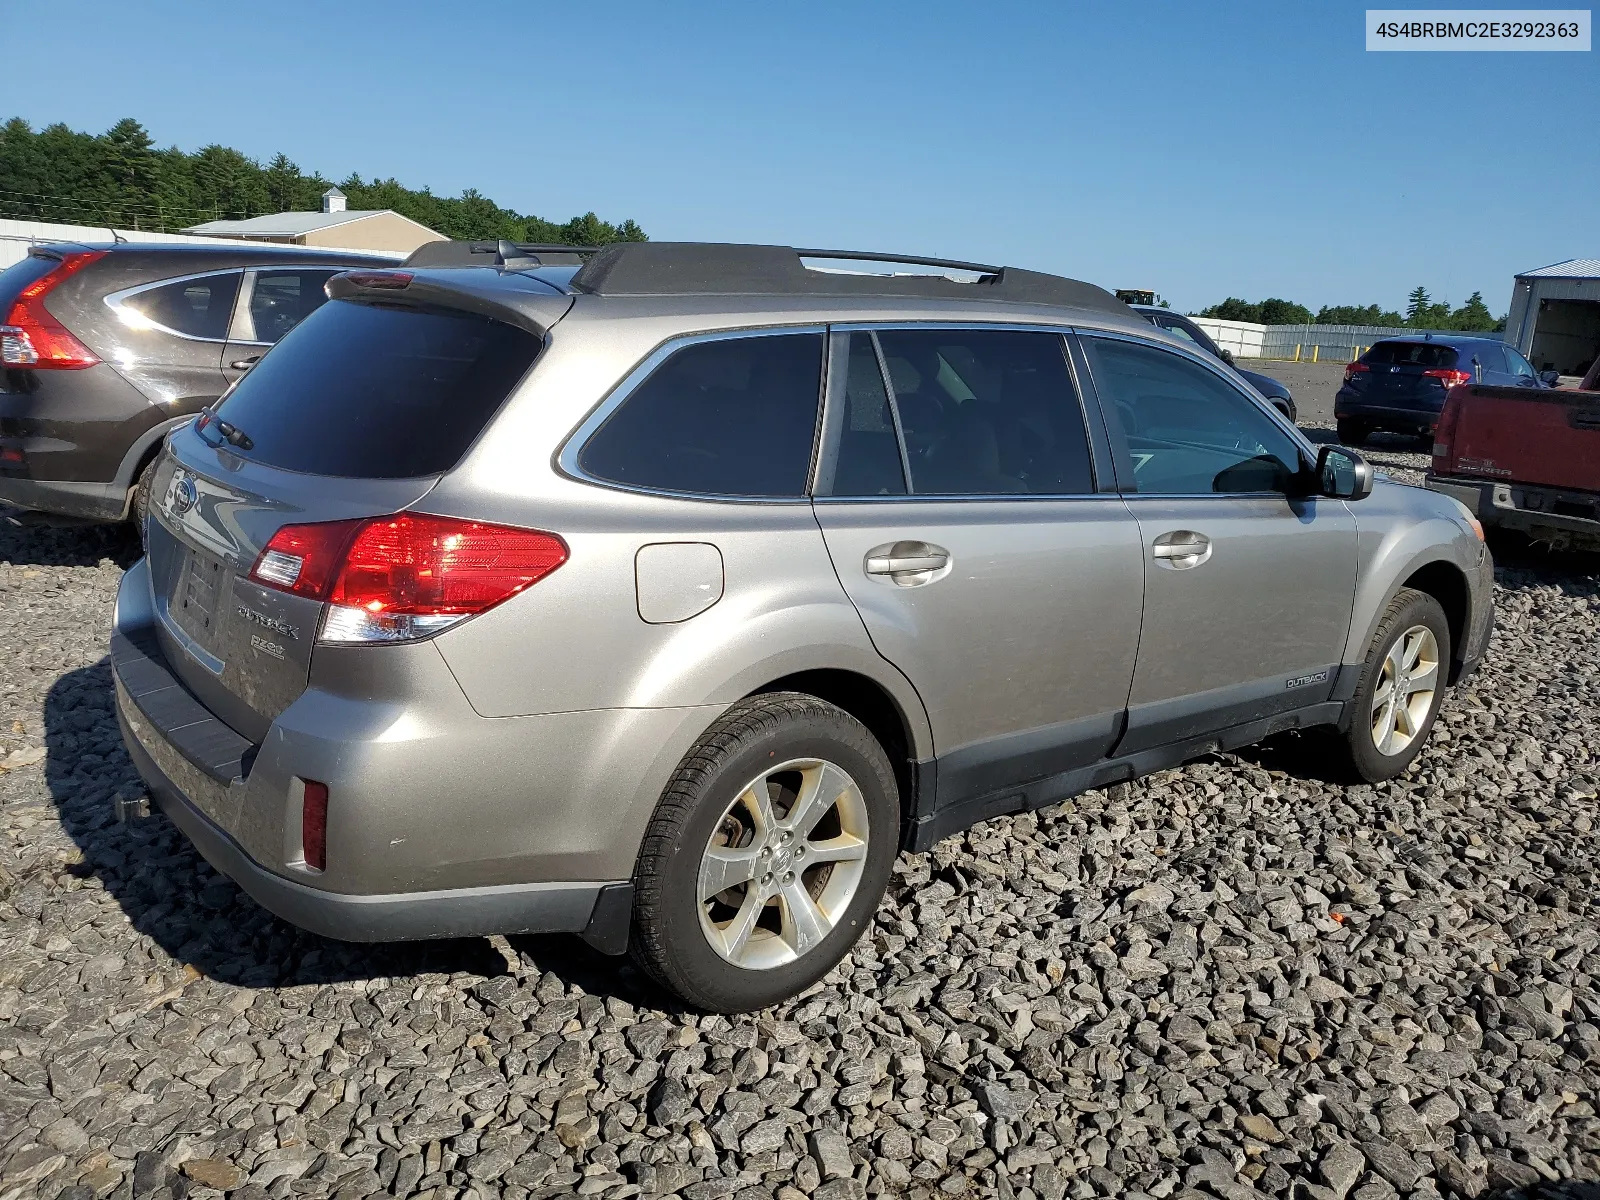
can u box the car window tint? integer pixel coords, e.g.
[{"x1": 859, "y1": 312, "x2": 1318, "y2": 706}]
[
  {"x1": 821, "y1": 332, "x2": 906, "y2": 496},
  {"x1": 1082, "y1": 336, "x2": 1303, "y2": 495},
  {"x1": 579, "y1": 333, "x2": 823, "y2": 497},
  {"x1": 1471, "y1": 342, "x2": 1507, "y2": 375},
  {"x1": 249, "y1": 270, "x2": 337, "y2": 343},
  {"x1": 125, "y1": 272, "x2": 240, "y2": 340},
  {"x1": 1160, "y1": 318, "x2": 1201, "y2": 345},
  {"x1": 1364, "y1": 341, "x2": 1459, "y2": 368},
  {"x1": 211, "y1": 299, "x2": 539, "y2": 478},
  {"x1": 874, "y1": 329, "x2": 1093, "y2": 495}
]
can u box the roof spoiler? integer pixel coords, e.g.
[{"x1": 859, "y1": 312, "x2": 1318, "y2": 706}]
[
  {"x1": 567, "y1": 242, "x2": 1125, "y2": 312},
  {"x1": 402, "y1": 240, "x2": 603, "y2": 270}
]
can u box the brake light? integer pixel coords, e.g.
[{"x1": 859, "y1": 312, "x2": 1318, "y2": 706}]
[
  {"x1": 0, "y1": 250, "x2": 106, "y2": 368},
  {"x1": 301, "y1": 780, "x2": 329, "y2": 871},
  {"x1": 341, "y1": 271, "x2": 412, "y2": 290},
  {"x1": 1344, "y1": 362, "x2": 1369, "y2": 382},
  {"x1": 248, "y1": 513, "x2": 567, "y2": 642},
  {"x1": 1424, "y1": 368, "x2": 1472, "y2": 389}
]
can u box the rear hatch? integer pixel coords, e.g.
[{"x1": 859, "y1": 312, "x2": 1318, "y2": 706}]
[
  {"x1": 1346, "y1": 340, "x2": 1466, "y2": 411},
  {"x1": 145, "y1": 285, "x2": 554, "y2": 742},
  {"x1": 1436, "y1": 384, "x2": 1600, "y2": 493}
]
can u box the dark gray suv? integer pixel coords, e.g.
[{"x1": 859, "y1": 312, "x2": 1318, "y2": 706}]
[{"x1": 0, "y1": 242, "x2": 392, "y2": 525}]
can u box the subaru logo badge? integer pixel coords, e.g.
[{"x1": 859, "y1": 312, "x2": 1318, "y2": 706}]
[{"x1": 168, "y1": 471, "x2": 198, "y2": 517}]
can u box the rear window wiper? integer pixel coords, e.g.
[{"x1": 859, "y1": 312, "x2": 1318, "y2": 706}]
[{"x1": 195, "y1": 405, "x2": 255, "y2": 452}]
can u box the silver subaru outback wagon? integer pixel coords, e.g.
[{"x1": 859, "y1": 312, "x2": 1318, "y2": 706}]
[{"x1": 112, "y1": 242, "x2": 1494, "y2": 1011}]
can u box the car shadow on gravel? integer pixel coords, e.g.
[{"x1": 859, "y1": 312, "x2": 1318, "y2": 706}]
[
  {"x1": 0, "y1": 506, "x2": 142, "y2": 569},
  {"x1": 41, "y1": 659, "x2": 648, "y2": 1000}
]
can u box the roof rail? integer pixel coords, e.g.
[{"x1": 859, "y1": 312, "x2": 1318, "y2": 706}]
[
  {"x1": 402, "y1": 240, "x2": 602, "y2": 270},
  {"x1": 568, "y1": 242, "x2": 1125, "y2": 312}
]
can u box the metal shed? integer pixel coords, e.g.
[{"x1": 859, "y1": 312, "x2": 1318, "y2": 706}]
[{"x1": 1504, "y1": 258, "x2": 1600, "y2": 377}]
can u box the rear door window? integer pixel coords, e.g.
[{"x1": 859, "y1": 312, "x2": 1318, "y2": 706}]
[
  {"x1": 1364, "y1": 341, "x2": 1459, "y2": 368},
  {"x1": 247, "y1": 269, "x2": 339, "y2": 342},
  {"x1": 578, "y1": 333, "x2": 824, "y2": 497},
  {"x1": 210, "y1": 299, "x2": 539, "y2": 478},
  {"x1": 124, "y1": 272, "x2": 241, "y2": 340},
  {"x1": 872, "y1": 328, "x2": 1094, "y2": 495}
]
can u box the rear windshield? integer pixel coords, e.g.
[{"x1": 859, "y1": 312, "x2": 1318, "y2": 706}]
[
  {"x1": 1363, "y1": 341, "x2": 1460, "y2": 368},
  {"x1": 210, "y1": 299, "x2": 539, "y2": 478}
]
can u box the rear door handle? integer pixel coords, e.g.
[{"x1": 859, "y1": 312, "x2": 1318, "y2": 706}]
[
  {"x1": 1151, "y1": 530, "x2": 1212, "y2": 570},
  {"x1": 864, "y1": 541, "x2": 951, "y2": 586}
]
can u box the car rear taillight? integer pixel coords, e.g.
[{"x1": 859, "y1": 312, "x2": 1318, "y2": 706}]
[
  {"x1": 248, "y1": 513, "x2": 567, "y2": 642},
  {"x1": 0, "y1": 250, "x2": 106, "y2": 368},
  {"x1": 1424, "y1": 368, "x2": 1472, "y2": 388},
  {"x1": 301, "y1": 780, "x2": 329, "y2": 871},
  {"x1": 1344, "y1": 361, "x2": 1369, "y2": 383}
]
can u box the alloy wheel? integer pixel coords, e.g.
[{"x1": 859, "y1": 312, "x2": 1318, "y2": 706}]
[
  {"x1": 696, "y1": 758, "x2": 870, "y2": 970},
  {"x1": 1370, "y1": 624, "x2": 1440, "y2": 756}
]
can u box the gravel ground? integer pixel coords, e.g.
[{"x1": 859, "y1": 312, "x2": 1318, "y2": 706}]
[{"x1": 3, "y1": 420, "x2": 1600, "y2": 1200}]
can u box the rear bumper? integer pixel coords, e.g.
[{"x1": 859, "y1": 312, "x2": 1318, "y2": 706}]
[
  {"x1": 1334, "y1": 396, "x2": 1443, "y2": 429},
  {"x1": 1427, "y1": 474, "x2": 1600, "y2": 546},
  {"x1": 110, "y1": 558, "x2": 641, "y2": 950}
]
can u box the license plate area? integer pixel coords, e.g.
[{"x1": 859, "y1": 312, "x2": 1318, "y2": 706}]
[{"x1": 166, "y1": 547, "x2": 233, "y2": 660}]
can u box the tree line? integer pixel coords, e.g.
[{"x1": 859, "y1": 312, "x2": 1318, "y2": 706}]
[
  {"x1": 1197, "y1": 287, "x2": 1503, "y2": 332},
  {"x1": 0, "y1": 117, "x2": 647, "y2": 245}
]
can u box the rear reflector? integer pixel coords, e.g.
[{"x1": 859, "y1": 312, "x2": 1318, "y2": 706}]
[
  {"x1": 248, "y1": 512, "x2": 567, "y2": 643},
  {"x1": 0, "y1": 250, "x2": 107, "y2": 369},
  {"x1": 301, "y1": 779, "x2": 329, "y2": 871}
]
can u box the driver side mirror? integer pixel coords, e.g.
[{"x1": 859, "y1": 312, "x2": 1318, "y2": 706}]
[
  {"x1": 1316, "y1": 445, "x2": 1373, "y2": 500},
  {"x1": 1539, "y1": 369, "x2": 1561, "y2": 387},
  {"x1": 1219, "y1": 348, "x2": 1235, "y2": 366}
]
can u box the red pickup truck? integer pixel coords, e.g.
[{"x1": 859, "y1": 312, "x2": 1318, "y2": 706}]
[{"x1": 1427, "y1": 358, "x2": 1600, "y2": 550}]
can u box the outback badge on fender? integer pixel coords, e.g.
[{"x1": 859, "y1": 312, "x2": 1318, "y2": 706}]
[{"x1": 1285, "y1": 669, "x2": 1330, "y2": 690}]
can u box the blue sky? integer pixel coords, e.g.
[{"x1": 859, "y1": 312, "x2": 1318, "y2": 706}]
[{"x1": 3, "y1": 0, "x2": 1594, "y2": 315}]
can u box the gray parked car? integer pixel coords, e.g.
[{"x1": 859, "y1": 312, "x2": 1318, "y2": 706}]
[
  {"x1": 0, "y1": 242, "x2": 392, "y2": 525},
  {"x1": 112, "y1": 242, "x2": 1495, "y2": 1011}
]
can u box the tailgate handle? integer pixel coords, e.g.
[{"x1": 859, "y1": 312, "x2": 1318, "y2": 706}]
[{"x1": 1571, "y1": 409, "x2": 1600, "y2": 431}]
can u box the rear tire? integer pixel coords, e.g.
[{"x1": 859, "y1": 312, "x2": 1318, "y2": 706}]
[
  {"x1": 130, "y1": 456, "x2": 158, "y2": 550},
  {"x1": 1323, "y1": 588, "x2": 1451, "y2": 783},
  {"x1": 1336, "y1": 418, "x2": 1370, "y2": 446},
  {"x1": 630, "y1": 693, "x2": 899, "y2": 1012}
]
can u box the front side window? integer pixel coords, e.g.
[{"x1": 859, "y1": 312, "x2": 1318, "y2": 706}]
[
  {"x1": 1082, "y1": 336, "x2": 1303, "y2": 495},
  {"x1": 124, "y1": 272, "x2": 241, "y2": 340},
  {"x1": 866, "y1": 328, "x2": 1094, "y2": 496},
  {"x1": 1504, "y1": 345, "x2": 1536, "y2": 378},
  {"x1": 578, "y1": 333, "x2": 824, "y2": 497},
  {"x1": 249, "y1": 269, "x2": 338, "y2": 342}
]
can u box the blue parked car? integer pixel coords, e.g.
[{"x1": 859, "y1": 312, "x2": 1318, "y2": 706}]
[{"x1": 1334, "y1": 335, "x2": 1555, "y2": 444}]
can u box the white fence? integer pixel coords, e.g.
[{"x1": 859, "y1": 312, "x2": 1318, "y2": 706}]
[
  {"x1": 0, "y1": 218, "x2": 389, "y2": 271},
  {"x1": 1190, "y1": 315, "x2": 1502, "y2": 363}
]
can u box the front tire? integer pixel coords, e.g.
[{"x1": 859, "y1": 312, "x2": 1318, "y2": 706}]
[
  {"x1": 630, "y1": 693, "x2": 899, "y2": 1012},
  {"x1": 1329, "y1": 588, "x2": 1451, "y2": 782}
]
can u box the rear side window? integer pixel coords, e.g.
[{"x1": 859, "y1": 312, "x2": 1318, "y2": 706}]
[
  {"x1": 211, "y1": 300, "x2": 539, "y2": 478},
  {"x1": 248, "y1": 269, "x2": 338, "y2": 342},
  {"x1": 578, "y1": 333, "x2": 824, "y2": 497},
  {"x1": 1364, "y1": 341, "x2": 1459, "y2": 368},
  {"x1": 125, "y1": 272, "x2": 240, "y2": 340}
]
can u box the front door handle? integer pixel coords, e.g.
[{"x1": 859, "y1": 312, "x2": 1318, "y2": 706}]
[
  {"x1": 1151, "y1": 530, "x2": 1212, "y2": 570},
  {"x1": 864, "y1": 541, "x2": 951, "y2": 586},
  {"x1": 230, "y1": 356, "x2": 261, "y2": 371}
]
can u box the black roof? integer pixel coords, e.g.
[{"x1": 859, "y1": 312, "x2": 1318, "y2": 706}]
[{"x1": 400, "y1": 239, "x2": 1125, "y2": 313}]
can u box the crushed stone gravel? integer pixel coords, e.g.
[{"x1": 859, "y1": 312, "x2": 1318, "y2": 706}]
[{"x1": 3, "y1": 434, "x2": 1599, "y2": 1200}]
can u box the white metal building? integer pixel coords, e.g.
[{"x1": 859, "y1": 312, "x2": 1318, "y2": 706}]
[{"x1": 1504, "y1": 258, "x2": 1600, "y2": 377}]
